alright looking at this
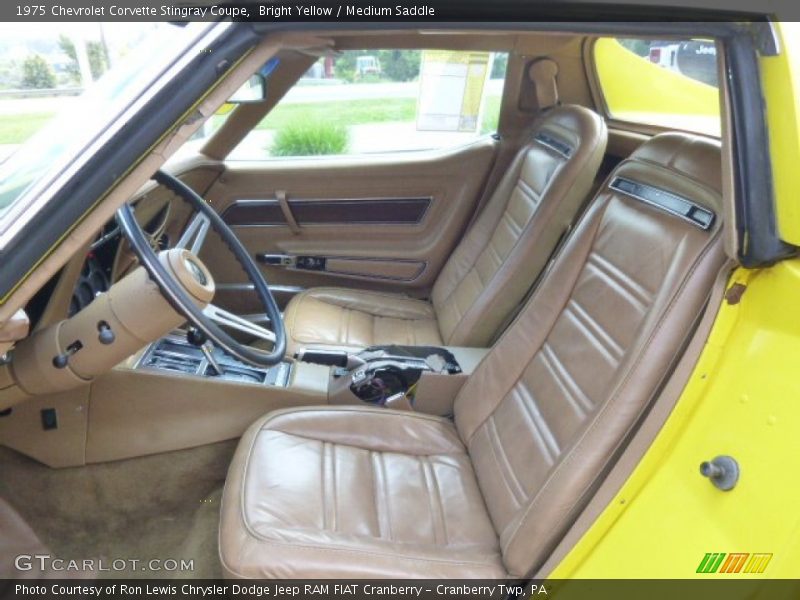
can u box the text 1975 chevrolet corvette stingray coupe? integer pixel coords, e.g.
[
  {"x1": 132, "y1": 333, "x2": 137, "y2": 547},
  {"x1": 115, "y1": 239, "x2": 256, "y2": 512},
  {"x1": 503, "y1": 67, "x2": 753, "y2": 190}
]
[{"x1": 0, "y1": 10, "x2": 798, "y2": 584}]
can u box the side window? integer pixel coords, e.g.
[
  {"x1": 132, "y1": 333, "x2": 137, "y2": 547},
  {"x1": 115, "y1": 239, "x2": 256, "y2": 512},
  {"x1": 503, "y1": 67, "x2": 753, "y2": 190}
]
[
  {"x1": 229, "y1": 50, "x2": 508, "y2": 160},
  {"x1": 593, "y1": 37, "x2": 720, "y2": 136}
]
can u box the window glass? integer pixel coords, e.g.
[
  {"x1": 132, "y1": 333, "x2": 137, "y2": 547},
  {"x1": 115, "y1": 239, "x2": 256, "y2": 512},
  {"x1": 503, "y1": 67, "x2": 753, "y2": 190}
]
[
  {"x1": 229, "y1": 50, "x2": 507, "y2": 160},
  {"x1": 0, "y1": 22, "x2": 202, "y2": 221},
  {"x1": 594, "y1": 37, "x2": 720, "y2": 136}
]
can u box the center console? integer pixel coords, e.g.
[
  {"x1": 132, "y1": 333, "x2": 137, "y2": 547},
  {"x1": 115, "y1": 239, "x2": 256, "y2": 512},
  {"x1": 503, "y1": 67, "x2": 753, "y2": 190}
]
[
  {"x1": 325, "y1": 344, "x2": 488, "y2": 415},
  {"x1": 134, "y1": 334, "x2": 486, "y2": 418},
  {"x1": 136, "y1": 334, "x2": 291, "y2": 386}
]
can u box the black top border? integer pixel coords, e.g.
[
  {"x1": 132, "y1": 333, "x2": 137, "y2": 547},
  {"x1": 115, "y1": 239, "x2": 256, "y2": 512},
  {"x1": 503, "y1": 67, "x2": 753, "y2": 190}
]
[{"x1": 0, "y1": 0, "x2": 788, "y2": 23}]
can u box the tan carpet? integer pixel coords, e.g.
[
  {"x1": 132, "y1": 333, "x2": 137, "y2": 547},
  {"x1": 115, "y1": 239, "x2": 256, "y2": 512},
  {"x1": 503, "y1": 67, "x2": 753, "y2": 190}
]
[{"x1": 0, "y1": 441, "x2": 237, "y2": 578}]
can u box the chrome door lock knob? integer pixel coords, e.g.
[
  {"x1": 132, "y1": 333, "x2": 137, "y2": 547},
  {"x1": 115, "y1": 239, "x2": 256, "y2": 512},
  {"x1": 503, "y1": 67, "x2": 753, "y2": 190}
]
[{"x1": 700, "y1": 455, "x2": 739, "y2": 491}]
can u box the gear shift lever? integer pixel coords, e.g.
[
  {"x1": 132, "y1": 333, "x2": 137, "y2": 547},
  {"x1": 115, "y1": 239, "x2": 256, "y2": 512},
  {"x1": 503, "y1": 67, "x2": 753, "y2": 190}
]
[
  {"x1": 187, "y1": 326, "x2": 225, "y2": 376},
  {"x1": 200, "y1": 342, "x2": 225, "y2": 376}
]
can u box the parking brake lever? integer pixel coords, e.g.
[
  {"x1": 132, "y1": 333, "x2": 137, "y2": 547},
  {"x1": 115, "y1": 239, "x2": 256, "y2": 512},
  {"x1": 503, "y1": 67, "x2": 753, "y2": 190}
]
[{"x1": 295, "y1": 349, "x2": 365, "y2": 370}]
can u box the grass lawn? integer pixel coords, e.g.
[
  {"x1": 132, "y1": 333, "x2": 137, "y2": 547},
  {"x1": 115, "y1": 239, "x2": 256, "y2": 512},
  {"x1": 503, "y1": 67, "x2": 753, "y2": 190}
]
[
  {"x1": 0, "y1": 112, "x2": 55, "y2": 144},
  {"x1": 256, "y1": 94, "x2": 502, "y2": 134},
  {"x1": 0, "y1": 94, "x2": 502, "y2": 147},
  {"x1": 256, "y1": 98, "x2": 416, "y2": 130}
]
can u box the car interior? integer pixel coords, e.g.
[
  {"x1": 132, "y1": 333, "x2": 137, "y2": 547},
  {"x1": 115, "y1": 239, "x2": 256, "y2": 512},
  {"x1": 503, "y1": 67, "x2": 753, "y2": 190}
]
[{"x1": 0, "y1": 27, "x2": 736, "y2": 579}]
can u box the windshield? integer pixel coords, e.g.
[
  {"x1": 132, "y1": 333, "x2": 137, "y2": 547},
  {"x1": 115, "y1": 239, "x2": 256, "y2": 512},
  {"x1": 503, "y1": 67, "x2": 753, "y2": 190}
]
[{"x1": 0, "y1": 22, "x2": 211, "y2": 234}]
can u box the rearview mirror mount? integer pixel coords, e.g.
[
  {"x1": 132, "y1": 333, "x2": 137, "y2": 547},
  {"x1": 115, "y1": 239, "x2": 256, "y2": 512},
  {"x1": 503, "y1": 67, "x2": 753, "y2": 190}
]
[{"x1": 227, "y1": 74, "x2": 267, "y2": 104}]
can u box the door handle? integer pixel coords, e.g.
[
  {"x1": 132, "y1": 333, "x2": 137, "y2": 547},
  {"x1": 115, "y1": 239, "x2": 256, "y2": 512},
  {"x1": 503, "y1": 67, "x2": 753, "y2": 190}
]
[
  {"x1": 256, "y1": 254, "x2": 327, "y2": 271},
  {"x1": 257, "y1": 254, "x2": 296, "y2": 267}
]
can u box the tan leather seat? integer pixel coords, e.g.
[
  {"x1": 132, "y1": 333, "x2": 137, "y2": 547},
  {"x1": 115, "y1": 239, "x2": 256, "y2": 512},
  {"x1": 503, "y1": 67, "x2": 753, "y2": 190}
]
[
  {"x1": 221, "y1": 132, "x2": 725, "y2": 578},
  {"x1": 283, "y1": 105, "x2": 608, "y2": 354}
]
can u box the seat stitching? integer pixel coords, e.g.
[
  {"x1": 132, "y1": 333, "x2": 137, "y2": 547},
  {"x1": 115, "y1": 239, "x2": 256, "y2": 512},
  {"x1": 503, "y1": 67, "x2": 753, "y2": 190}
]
[
  {"x1": 427, "y1": 457, "x2": 450, "y2": 546},
  {"x1": 369, "y1": 451, "x2": 386, "y2": 540},
  {"x1": 419, "y1": 456, "x2": 441, "y2": 546},
  {"x1": 514, "y1": 382, "x2": 559, "y2": 464},
  {"x1": 486, "y1": 416, "x2": 527, "y2": 505},
  {"x1": 485, "y1": 238, "x2": 504, "y2": 270},
  {"x1": 331, "y1": 442, "x2": 338, "y2": 533},
  {"x1": 313, "y1": 288, "x2": 435, "y2": 318},
  {"x1": 286, "y1": 290, "x2": 310, "y2": 344},
  {"x1": 266, "y1": 430, "x2": 466, "y2": 458},
  {"x1": 588, "y1": 251, "x2": 654, "y2": 306},
  {"x1": 321, "y1": 441, "x2": 328, "y2": 531},
  {"x1": 377, "y1": 452, "x2": 393, "y2": 541},
  {"x1": 228, "y1": 408, "x2": 496, "y2": 574},
  {"x1": 563, "y1": 306, "x2": 621, "y2": 368},
  {"x1": 516, "y1": 177, "x2": 544, "y2": 206},
  {"x1": 449, "y1": 158, "x2": 569, "y2": 345},
  {"x1": 540, "y1": 343, "x2": 593, "y2": 413},
  {"x1": 461, "y1": 196, "x2": 611, "y2": 447},
  {"x1": 500, "y1": 209, "x2": 523, "y2": 238},
  {"x1": 501, "y1": 231, "x2": 721, "y2": 559},
  {"x1": 568, "y1": 299, "x2": 625, "y2": 360},
  {"x1": 238, "y1": 407, "x2": 463, "y2": 536},
  {"x1": 470, "y1": 264, "x2": 486, "y2": 290}
]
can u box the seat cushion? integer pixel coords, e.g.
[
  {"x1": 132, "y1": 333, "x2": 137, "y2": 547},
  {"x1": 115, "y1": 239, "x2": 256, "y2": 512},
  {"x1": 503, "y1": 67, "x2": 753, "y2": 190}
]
[
  {"x1": 284, "y1": 287, "x2": 442, "y2": 355},
  {"x1": 219, "y1": 407, "x2": 506, "y2": 579}
]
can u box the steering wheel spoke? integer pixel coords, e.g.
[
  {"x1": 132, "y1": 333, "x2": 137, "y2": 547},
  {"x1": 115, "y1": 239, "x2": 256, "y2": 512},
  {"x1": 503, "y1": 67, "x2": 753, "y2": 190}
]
[
  {"x1": 176, "y1": 212, "x2": 211, "y2": 254},
  {"x1": 203, "y1": 304, "x2": 276, "y2": 345}
]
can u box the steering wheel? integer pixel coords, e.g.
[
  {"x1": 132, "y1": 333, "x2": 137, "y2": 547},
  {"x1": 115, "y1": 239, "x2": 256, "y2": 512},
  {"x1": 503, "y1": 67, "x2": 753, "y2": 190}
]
[{"x1": 115, "y1": 170, "x2": 286, "y2": 367}]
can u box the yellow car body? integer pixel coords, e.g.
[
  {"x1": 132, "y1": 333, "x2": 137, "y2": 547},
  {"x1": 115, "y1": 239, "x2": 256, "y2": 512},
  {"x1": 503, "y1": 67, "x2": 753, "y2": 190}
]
[{"x1": 554, "y1": 22, "x2": 800, "y2": 578}]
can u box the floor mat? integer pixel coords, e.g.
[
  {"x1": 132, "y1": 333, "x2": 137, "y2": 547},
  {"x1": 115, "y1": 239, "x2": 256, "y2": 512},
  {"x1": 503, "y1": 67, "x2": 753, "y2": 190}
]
[{"x1": 0, "y1": 441, "x2": 237, "y2": 578}]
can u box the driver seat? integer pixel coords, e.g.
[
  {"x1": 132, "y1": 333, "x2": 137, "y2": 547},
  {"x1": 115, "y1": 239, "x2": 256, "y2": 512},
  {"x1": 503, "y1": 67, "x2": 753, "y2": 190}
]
[
  {"x1": 219, "y1": 133, "x2": 725, "y2": 578},
  {"x1": 282, "y1": 104, "x2": 608, "y2": 354}
]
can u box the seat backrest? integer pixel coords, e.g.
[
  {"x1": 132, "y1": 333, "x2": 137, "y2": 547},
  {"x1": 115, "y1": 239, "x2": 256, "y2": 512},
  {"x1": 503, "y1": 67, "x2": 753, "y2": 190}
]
[
  {"x1": 431, "y1": 105, "x2": 607, "y2": 347},
  {"x1": 453, "y1": 132, "x2": 725, "y2": 577}
]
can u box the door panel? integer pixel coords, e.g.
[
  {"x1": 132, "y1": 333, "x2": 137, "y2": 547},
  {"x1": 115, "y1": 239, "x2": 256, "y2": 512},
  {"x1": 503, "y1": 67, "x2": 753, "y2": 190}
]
[{"x1": 199, "y1": 138, "x2": 497, "y2": 313}]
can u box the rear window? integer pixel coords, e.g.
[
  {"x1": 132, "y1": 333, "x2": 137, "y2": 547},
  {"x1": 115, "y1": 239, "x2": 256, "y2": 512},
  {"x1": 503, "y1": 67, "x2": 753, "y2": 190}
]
[{"x1": 593, "y1": 37, "x2": 720, "y2": 137}]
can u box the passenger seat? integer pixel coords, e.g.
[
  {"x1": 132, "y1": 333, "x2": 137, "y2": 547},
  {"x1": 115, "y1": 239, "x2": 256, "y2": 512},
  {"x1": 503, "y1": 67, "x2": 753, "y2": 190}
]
[
  {"x1": 283, "y1": 104, "x2": 608, "y2": 354},
  {"x1": 220, "y1": 132, "x2": 726, "y2": 578}
]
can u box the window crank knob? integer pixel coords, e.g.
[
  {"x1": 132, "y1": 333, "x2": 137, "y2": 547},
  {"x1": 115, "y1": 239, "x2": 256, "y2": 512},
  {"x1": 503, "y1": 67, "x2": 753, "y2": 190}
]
[{"x1": 699, "y1": 455, "x2": 739, "y2": 491}]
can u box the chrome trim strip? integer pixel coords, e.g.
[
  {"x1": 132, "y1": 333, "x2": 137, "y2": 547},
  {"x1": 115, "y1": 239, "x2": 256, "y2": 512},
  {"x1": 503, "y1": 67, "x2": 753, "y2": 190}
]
[
  {"x1": 534, "y1": 132, "x2": 573, "y2": 159},
  {"x1": 609, "y1": 176, "x2": 715, "y2": 230}
]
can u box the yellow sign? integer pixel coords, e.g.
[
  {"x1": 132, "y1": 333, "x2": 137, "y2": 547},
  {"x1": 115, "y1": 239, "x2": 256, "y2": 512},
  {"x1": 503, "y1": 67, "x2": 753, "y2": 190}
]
[{"x1": 416, "y1": 50, "x2": 492, "y2": 133}]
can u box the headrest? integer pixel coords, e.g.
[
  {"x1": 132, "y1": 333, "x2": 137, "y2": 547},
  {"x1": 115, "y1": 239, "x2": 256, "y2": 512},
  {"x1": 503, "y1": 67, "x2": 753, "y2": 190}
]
[
  {"x1": 611, "y1": 132, "x2": 723, "y2": 225},
  {"x1": 629, "y1": 133, "x2": 722, "y2": 195},
  {"x1": 528, "y1": 58, "x2": 560, "y2": 110}
]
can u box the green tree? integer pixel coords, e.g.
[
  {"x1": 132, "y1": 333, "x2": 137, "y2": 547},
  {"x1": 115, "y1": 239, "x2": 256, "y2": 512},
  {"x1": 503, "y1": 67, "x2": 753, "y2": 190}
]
[
  {"x1": 490, "y1": 53, "x2": 508, "y2": 79},
  {"x1": 21, "y1": 54, "x2": 56, "y2": 89},
  {"x1": 376, "y1": 50, "x2": 421, "y2": 82},
  {"x1": 58, "y1": 34, "x2": 80, "y2": 83},
  {"x1": 58, "y1": 34, "x2": 109, "y2": 82},
  {"x1": 618, "y1": 38, "x2": 652, "y2": 58},
  {"x1": 333, "y1": 50, "x2": 421, "y2": 83}
]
